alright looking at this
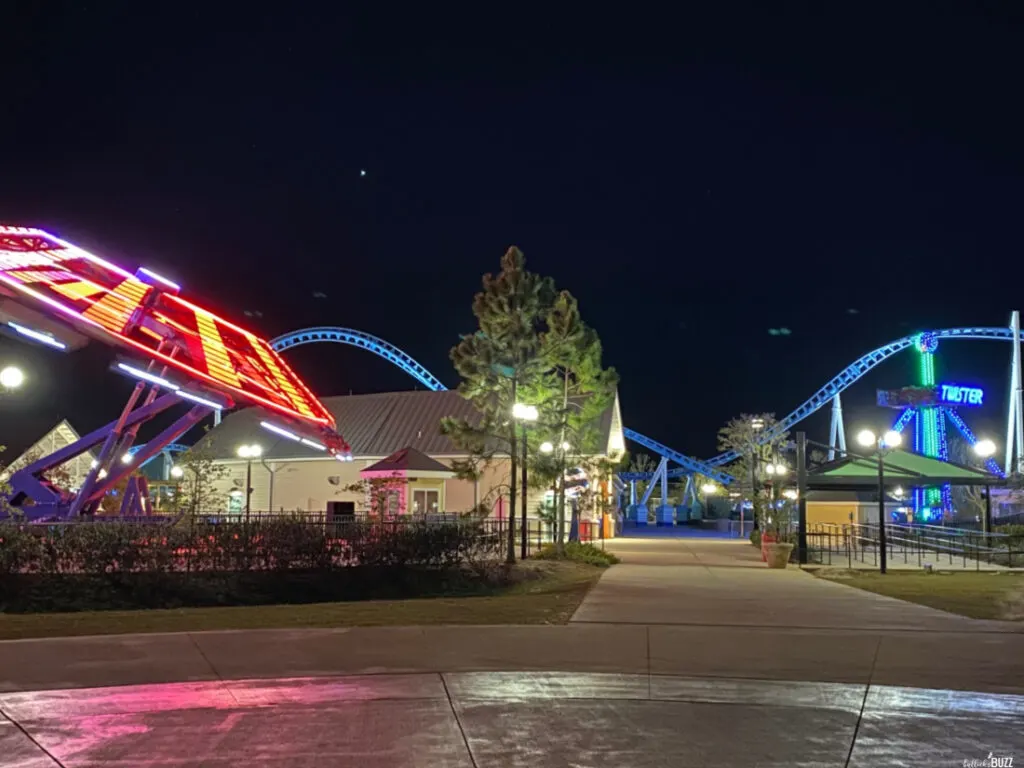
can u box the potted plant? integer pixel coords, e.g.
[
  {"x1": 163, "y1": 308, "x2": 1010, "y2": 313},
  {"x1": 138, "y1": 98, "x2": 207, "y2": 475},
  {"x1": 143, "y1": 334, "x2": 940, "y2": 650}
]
[{"x1": 757, "y1": 497, "x2": 794, "y2": 569}]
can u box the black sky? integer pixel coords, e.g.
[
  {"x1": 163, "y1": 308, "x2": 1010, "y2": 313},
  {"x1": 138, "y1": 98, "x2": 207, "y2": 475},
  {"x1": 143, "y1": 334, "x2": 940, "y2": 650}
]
[{"x1": 2, "y1": 3, "x2": 1024, "y2": 459}]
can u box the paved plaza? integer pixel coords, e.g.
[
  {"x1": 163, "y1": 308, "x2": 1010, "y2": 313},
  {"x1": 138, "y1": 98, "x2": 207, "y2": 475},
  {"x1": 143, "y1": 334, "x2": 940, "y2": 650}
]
[{"x1": 1, "y1": 538, "x2": 1022, "y2": 766}]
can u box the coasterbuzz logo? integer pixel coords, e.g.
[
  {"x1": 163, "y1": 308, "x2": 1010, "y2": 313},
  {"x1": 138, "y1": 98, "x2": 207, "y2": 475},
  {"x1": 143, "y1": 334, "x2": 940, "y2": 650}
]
[{"x1": 963, "y1": 754, "x2": 1014, "y2": 768}]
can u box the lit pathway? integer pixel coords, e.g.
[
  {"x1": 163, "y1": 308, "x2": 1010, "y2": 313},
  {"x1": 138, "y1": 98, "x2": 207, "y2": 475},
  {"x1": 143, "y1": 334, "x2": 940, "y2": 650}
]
[
  {"x1": 1, "y1": 536, "x2": 1023, "y2": 765},
  {"x1": 572, "y1": 537, "x2": 1006, "y2": 628},
  {"x1": 2, "y1": 671, "x2": 1022, "y2": 766}
]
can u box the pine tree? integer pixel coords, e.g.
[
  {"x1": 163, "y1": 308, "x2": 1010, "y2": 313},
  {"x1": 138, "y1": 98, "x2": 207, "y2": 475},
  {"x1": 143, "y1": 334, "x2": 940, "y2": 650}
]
[
  {"x1": 538, "y1": 291, "x2": 619, "y2": 548},
  {"x1": 443, "y1": 247, "x2": 554, "y2": 563}
]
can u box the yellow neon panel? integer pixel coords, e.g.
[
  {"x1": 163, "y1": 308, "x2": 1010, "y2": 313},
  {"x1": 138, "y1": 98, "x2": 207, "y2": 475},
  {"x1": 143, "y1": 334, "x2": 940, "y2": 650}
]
[
  {"x1": 82, "y1": 277, "x2": 152, "y2": 333},
  {"x1": 50, "y1": 280, "x2": 106, "y2": 301},
  {"x1": 247, "y1": 336, "x2": 316, "y2": 417},
  {"x1": 194, "y1": 311, "x2": 242, "y2": 388}
]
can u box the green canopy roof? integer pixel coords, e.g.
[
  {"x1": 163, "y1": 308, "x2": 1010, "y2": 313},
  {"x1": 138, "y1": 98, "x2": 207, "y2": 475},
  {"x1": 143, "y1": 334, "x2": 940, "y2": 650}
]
[{"x1": 808, "y1": 448, "x2": 999, "y2": 488}]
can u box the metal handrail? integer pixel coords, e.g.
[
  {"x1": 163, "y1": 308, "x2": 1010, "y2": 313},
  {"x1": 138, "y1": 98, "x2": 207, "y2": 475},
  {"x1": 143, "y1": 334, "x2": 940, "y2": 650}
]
[{"x1": 804, "y1": 521, "x2": 1023, "y2": 570}]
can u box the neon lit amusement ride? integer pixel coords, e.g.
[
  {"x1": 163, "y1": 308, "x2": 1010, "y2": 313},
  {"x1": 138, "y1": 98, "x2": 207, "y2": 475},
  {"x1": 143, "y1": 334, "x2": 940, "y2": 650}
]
[
  {"x1": 877, "y1": 332, "x2": 1003, "y2": 521},
  {"x1": 0, "y1": 226, "x2": 350, "y2": 519}
]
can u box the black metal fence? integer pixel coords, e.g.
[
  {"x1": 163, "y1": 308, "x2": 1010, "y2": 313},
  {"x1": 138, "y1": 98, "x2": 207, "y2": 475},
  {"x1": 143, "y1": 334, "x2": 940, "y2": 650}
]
[{"x1": 805, "y1": 522, "x2": 1024, "y2": 570}]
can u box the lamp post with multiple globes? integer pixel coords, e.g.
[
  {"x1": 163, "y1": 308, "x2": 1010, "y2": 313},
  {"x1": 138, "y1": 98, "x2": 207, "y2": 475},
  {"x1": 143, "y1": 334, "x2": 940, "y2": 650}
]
[
  {"x1": 236, "y1": 444, "x2": 263, "y2": 523},
  {"x1": 974, "y1": 439, "x2": 997, "y2": 532},
  {"x1": 512, "y1": 403, "x2": 538, "y2": 558},
  {"x1": 855, "y1": 428, "x2": 903, "y2": 574}
]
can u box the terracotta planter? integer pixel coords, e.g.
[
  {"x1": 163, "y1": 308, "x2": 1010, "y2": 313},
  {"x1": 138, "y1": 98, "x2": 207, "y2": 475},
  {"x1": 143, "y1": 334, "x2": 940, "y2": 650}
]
[{"x1": 764, "y1": 542, "x2": 794, "y2": 569}]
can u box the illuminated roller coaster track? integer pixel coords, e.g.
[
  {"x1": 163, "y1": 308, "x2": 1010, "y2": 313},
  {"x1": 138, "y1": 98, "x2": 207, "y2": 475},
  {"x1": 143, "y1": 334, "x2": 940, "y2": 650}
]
[
  {"x1": 269, "y1": 328, "x2": 735, "y2": 484},
  {"x1": 704, "y1": 326, "x2": 1022, "y2": 469},
  {"x1": 272, "y1": 323, "x2": 1024, "y2": 485}
]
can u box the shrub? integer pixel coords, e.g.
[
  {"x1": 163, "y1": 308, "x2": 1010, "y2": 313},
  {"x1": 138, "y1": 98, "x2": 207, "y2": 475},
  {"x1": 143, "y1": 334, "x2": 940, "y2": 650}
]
[
  {"x1": 0, "y1": 518, "x2": 506, "y2": 575},
  {"x1": 749, "y1": 529, "x2": 761, "y2": 548},
  {"x1": 995, "y1": 524, "x2": 1024, "y2": 548},
  {"x1": 0, "y1": 517, "x2": 508, "y2": 613},
  {"x1": 533, "y1": 541, "x2": 619, "y2": 567}
]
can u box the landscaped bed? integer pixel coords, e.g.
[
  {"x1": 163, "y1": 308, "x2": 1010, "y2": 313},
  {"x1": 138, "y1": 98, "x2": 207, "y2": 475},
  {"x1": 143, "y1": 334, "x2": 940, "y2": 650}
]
[
  {"x1": 0, "y1": 519, "x2": 614, "y2": 639},
  {"x1": 0, "y1": 560, "x2": 602, "y2": 639},
  {"x1": 817, "y1": 569, "x2": 1024, "y2": 620}
]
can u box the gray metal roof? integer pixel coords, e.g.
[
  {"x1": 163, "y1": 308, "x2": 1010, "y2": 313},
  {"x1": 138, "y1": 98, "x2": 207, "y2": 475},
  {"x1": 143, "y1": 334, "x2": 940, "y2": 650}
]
[
  {"x1": 196, "y1": 390, "x2": 482, "y2": 461},
  {"x1": 197, "y1": 389, "x2": 616, "y2": 462}
]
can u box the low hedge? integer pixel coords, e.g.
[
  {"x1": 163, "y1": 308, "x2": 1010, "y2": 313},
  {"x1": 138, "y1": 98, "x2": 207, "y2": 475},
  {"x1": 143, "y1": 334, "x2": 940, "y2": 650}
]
[
  {"x1": 0, "y1": 518, "x2": 504, "y2": 613},
  {"x1": 0, "y1": 567, "x2": 515, "y2": 613},
  {"x1": 0, "y1": 518, "x2": 499, "y2": 575}
]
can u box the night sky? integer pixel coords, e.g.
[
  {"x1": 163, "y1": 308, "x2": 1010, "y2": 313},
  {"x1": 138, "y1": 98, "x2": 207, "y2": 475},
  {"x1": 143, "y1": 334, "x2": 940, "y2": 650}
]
[{"x1": 2, "y1": 4, "x2": 1024, "y2": 461}]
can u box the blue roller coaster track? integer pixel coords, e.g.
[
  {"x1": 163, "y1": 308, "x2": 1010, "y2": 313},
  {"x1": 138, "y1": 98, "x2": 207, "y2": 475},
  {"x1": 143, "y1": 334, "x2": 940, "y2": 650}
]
[
  {"x1": 272, "y1": 327, "x2": 447, "y2": 392},
  {"x1": 269, "y1": 327, "x2": 734, "y2": 481},
  {"x1": 268, "y1": 325, "x2": 1018, "y2": 485},
  {"x1": 127, "y1": 442, "x2": 190, "y2": 469},
  {"x1": 705, "y1": 327, "x2": 1016, "y2": 466}
]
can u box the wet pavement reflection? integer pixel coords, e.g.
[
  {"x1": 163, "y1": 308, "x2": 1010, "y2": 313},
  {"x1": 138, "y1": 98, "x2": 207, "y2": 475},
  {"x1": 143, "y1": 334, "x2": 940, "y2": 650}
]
[{"x1": 0, "y1": 672, "x2": 1021, "y2": 766}]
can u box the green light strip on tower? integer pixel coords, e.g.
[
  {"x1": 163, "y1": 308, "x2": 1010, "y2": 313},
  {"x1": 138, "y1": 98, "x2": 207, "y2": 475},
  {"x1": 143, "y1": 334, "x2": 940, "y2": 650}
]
[{"x1": 920, "y1": 351, "x2": 936, "y2": 387}]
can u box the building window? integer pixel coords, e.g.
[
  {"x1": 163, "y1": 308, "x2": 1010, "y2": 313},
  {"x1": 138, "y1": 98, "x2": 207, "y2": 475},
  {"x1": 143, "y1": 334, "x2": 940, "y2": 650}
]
[{"x1": 413, "y1": 489, "x2": 439, "y2": 515}]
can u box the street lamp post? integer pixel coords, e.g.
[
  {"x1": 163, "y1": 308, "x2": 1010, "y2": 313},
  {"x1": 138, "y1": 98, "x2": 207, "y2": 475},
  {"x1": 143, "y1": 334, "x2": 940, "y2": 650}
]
[
  {"x1": 856, "y1": 428, "x2": 903, "y2": 574},
  {"x1": 763, "y1": 460, "x2": 787, "y2": 532},
  {"x1": 236, "y1": 444, "x2": 263, "y2": 523},
  {"x1": 513, "y1": 403, "x2": 538, "y2": 558},
  {"x1": 974, "y1": 439, "x2": 997, "y2": 532}
]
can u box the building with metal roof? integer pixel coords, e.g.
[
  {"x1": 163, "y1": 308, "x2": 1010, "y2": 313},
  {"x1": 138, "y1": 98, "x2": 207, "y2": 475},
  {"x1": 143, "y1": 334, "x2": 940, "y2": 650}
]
[{"x1": 196, "y1": 389, "x2": 624, "y2": 518}]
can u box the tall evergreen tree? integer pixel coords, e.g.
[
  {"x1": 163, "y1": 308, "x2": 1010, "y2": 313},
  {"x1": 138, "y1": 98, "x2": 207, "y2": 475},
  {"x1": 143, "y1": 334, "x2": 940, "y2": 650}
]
[
  {"x1": 442, "y1": 247, "x2": 554, "y2": 563},
  {"x1": 537, "y1": 291, "x2": 619, "y2": 548}
]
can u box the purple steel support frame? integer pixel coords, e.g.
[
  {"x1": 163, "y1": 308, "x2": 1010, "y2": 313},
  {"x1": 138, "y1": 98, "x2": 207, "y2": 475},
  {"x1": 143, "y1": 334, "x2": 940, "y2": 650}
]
[
  {"x1": 5, "y1": 393, "x2": 209, "y2": 517},
  {"x1": 88, "y1": 404, "x2": 210, "y2": 504},
  {"x1": 6, "y1": 392, "x2": 180, "y2": 508},
  {"x1": 118, "y1": 476, "x2": 153, "y2": 516}
]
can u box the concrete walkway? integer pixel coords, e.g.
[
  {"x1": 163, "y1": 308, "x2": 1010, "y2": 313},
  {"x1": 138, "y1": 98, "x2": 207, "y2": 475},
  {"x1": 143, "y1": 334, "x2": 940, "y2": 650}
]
[
  {"x1": 1, "y1": 536, "x2": 1023, "y2": 765},
  {"x1": 572, "y1": 537, "x2": 1010, "y2": 630},
  {"x1": 2, "y1": 671, "x2": 1021, "y2": 766}
]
